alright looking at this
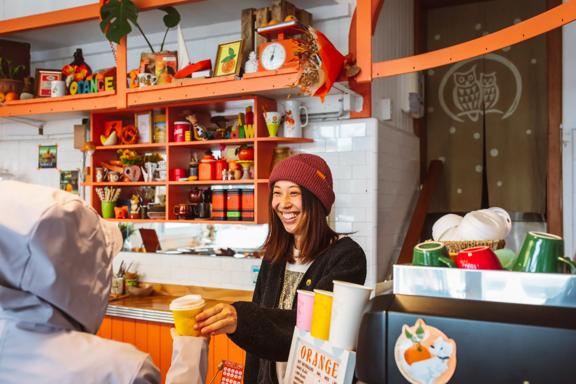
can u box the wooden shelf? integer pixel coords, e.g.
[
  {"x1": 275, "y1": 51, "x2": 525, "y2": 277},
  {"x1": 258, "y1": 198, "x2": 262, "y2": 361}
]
[
  {"x1": 127, "y1": 69, "x2": 300, "y2": 107},
  {"x1": 96, "y1": 143, "x2": 167, "y2": 150},
  {"x1": 169, "y1": 180, "x2": 255, "y2": 185},
  {"x1": 0, "y1": 91, "x2": 116, "y2": 117},
  {"x1": 105, "y1": 218, "x2": 250, "y2": 224},
  {"x1": 92, "y1": 181, "x2": 166, "y2": 187},
  {"x1": 168, "y1": 139, "x2": 255, "y2": 147},
  {"x1": 167, "y1": 137, "x2": 312, "y2": 147}
]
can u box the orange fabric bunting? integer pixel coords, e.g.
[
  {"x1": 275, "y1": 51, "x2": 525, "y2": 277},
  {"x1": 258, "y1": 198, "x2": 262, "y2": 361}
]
[{"x1": 311, "y1": 29, "x2": 345, "y2": 102}]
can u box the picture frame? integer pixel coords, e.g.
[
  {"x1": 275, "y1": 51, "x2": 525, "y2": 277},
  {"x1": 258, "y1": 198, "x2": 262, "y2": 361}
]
[
  {"x1": 38, "y1": 144, "x2": 58, "y2": 169},
  {"x1": 59, "y1": 169, "x2": 79, "y2": 194},
  {"x1": 214, "y1": 40, "x2": 244, "y2": 77},
  {"x1": 135, "y1": 111, "x2": 153, "y2": 144},
  {"x1": 35, "y1": 69, "x2": 62, "y2": 97}
]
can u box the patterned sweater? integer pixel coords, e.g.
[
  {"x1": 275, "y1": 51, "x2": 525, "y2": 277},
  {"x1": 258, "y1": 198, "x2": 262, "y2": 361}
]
[{"x1": 229, "y1": 237, "x2": 367, "y2": 384}]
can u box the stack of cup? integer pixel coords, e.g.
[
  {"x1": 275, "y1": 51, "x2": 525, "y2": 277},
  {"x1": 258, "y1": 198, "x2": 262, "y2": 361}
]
[
  {"x1": 296, "y1": 290, "x2": 315, "y2": 332},
  {"x1": 170, "y1": 294, "x2": 206, "y2": 336},
  {"x1": 329, "y1": 281, "x2": 373, "y2": 350}
]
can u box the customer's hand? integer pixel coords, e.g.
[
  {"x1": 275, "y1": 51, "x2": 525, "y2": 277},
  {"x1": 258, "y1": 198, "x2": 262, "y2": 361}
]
[{"x1": 195, "y1": 303, "x2": 238, "y2": 336}]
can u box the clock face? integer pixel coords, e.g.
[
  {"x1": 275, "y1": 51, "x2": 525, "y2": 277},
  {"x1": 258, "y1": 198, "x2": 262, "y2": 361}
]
[{"x1": 261, "y1": 42, "x2": 287, "y2": 71}]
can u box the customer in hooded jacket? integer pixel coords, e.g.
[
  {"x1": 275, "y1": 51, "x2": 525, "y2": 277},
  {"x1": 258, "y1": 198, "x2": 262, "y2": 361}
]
[
  {"x1": 195, "y1": 154, "x2": 367, "y2": 384},
  {"x1": 0, "y1": 180, "x2": 207, "y2": 384}
]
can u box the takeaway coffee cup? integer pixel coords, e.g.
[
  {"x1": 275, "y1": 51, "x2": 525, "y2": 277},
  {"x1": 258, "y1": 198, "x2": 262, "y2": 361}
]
[
  {"x1": 512, "y1": 232, "x2": 576, "y2": 273},
  {"x1": 412, "y1": 241, "x2": 455, "y2": 268},
  {"x1": 329, "y1": 281, "x2": 373, "y2": 350},
  {"x1": 296, "y1": 290, "x2": 315, "y2": 332},
  {"x1": 170, "y1": 294, "x2": 206, "y2": 336},
  {"x1": 310, "y1": 289, "x2": 333, "y2": 341}
]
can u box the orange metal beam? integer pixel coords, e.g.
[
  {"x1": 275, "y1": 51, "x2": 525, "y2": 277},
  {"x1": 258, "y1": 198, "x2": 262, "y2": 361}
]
[
  {"x1": 354, "y1": 0, "x2": 374, "y2": 84},
  {"x1": 116, "y1": 38, "x2": 128, "y2": 110},
  {"x1": 0, "y1": 0, "x2": 201, "y2": 35},
  {"x1": 372, "y1": 0, "x2": 576, "y2": 78}
]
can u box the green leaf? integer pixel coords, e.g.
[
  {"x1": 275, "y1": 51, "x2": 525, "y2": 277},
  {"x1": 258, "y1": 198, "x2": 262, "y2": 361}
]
[
  {"x1": 416, "y1": 325, "x2": 425, "y2": 338},
  {"x1": 99, "y1": 0, "x2": 139, "y2": 44},
  {"x1": 160, "y1": 6, "x2": 181, "y2": 28},
  {"x1": 228, "y1": 47, "x2": 235, "y2": 56}
]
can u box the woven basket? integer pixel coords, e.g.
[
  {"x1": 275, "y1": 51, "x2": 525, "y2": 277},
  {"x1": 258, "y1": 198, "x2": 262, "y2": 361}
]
[{"x1": 439, "y1": 239, "x2": 505, "y2": 255}]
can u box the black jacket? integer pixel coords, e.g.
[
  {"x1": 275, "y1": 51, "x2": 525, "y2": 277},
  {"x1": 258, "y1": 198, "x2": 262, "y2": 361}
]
[{"x1": 229, "y1": 237, "x2": 367, "y2": 384}]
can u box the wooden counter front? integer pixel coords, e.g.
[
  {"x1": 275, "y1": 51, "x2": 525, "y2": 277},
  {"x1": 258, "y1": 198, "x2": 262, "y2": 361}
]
[{"x1": 98, "y1": 285, "x2": 253, "y2": 383}]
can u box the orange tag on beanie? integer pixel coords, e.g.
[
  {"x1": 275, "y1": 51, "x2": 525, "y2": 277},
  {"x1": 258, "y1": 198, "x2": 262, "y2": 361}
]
[{"x1": 316, "y1": 170, "x2": 326, "y2": 180}]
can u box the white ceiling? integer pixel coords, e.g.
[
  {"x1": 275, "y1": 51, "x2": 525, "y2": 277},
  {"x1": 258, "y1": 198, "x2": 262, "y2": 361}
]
[{"x1": 5, "y1": 0, "x2": 345, "y2": 51}]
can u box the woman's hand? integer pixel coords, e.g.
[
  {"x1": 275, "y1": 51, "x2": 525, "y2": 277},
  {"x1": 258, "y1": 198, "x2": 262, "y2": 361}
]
[{"x1": 194, "y1": 303, "x2": 238, "y2": 336}]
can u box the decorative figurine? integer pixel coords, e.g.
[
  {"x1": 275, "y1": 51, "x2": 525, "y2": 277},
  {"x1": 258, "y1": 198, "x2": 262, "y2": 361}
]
[
  {"x1": 244, "y1": 51, "x2": 258, "y2": 74},
  {"x1": 185, "y1": 114, "x2": 210, "y2": 141},
  {"x1": 129, "y1": 194, "x2": 141, "y2": 219}
]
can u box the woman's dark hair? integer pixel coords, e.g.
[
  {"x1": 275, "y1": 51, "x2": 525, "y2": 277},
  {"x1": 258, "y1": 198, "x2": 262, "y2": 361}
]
[{"x1": 263, "y1": 184, "x2": 339, "y2": 264}]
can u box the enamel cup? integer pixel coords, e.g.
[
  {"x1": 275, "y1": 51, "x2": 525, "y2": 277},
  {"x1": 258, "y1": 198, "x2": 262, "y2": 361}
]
[
  {"x1": 456, "y1": 246, "x2": 503, "y2": 270},
  {"x1": 283, "y1": 100, "x2": 308, "y2": 138},
  {"x1": 412, "y1": 241, "x2": 455, "y2": 267},
  {"x1": 512, "y1": 232, "x2": 576, "y2": 273}
]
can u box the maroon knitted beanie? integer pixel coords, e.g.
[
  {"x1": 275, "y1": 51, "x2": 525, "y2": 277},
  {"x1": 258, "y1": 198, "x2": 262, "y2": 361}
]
[{"x1": 269, "y1": 153, "x2": 335, "y2": 214}]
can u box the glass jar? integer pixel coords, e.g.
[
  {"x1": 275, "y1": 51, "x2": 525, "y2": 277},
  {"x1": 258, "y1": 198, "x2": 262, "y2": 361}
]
[{"x1": 272, "y1": 147, "x2": 292, "y2": 169}]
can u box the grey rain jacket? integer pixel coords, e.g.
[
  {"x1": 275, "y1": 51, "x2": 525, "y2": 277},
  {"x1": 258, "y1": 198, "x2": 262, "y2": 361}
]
[{"x1": 0, "y1": 181, "x2": 206, "y2": 384}]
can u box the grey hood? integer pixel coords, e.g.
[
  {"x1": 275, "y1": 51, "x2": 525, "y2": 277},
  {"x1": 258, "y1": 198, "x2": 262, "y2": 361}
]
[{"x1": 0, "y1": 181, "x2": 122, "y2": 333}]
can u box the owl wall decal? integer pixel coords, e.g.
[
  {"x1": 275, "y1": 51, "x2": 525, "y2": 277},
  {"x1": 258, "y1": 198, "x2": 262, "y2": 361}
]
[
  {"x1": 438, "y1": 53, "x2": 522, "y2": 123},
  {"x1": 453, "y1": 66, "x2": 482, "y2": 121},
  {"x1": 480, "y1": 72, "x2": 499, "y2": 109},
  {"x1": 450, "y1": 65, "x2": 503, "y2": 122}
]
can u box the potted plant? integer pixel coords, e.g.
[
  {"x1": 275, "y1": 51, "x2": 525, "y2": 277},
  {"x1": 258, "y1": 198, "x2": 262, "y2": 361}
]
[
  {"x1": 99, "y1": 0, "x2": 180, "y2": 53},
  {"x1": 0, "y1": 57, "x2": 26, "y2": 100},
  {"x1": 99, "y1": 0, "x2": 181, "y2": 84}
]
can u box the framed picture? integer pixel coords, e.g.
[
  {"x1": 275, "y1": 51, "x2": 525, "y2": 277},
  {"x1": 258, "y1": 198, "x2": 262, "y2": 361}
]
[
  {"x1": 135, "y1": 111, "x2": 153, "y2": 143},
  {"x1": 214, "y1": 40, "x2": 243, "y2": 77},
  {"x1": 35, "y1": 69, "x2": 62, "y2": 97},
  {"x1": 38, "y1": 144, "x2": 57, "y2": 169},
  {"x1": 59, "y1": 170, "x2": 79, "y2": 194}
]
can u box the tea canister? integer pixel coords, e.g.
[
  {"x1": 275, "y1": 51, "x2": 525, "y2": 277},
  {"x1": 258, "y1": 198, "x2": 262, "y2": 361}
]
[
  {"x1": 198, "y1": 152, "x2": 216, "y2": 180},
  {"x1": 211, "y1": 186, "x2": 227, "y2": 220},
  {"x1": 226, "y1": 186, "x2": 242, "y2": 221},
  {"x1": 240, "y1": 185, "x2": 255, "y2": 221},
  {"x1": 173, "y1": 121, "x2": 190, "y2": 142}
]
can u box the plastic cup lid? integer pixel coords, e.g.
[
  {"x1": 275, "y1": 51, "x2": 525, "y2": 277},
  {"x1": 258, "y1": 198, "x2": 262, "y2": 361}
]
[{"x1": 169, "y1": 294, "x2": 205, "y2": 311}]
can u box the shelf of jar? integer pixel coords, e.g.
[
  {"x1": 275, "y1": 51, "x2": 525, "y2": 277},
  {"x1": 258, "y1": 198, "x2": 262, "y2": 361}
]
[
  {"x1": 91, "y1": 181, "x2": 167, "y2": 187},
  {"x1": 96, "y1": 143, "x2": 167, "y2": 150},
  {"x1": 0, "y1": 91, "x2": 117, "y2": 117},
  {"x1": 168, "y1": 180, "x2": 254, "y2": 185}
]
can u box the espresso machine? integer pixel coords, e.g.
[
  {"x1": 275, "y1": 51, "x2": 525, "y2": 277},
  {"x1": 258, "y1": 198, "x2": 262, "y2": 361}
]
[{"x1": 355, "y1": 265, "x2": 576, "y2": 383}]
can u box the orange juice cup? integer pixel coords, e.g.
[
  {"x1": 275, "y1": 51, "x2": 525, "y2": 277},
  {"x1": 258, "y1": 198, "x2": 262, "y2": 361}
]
[
  {"x1": 310, "y1": 289, "x2": 333, "y2": 341},
  {"x1": 170, "y1": 294, "x2": 206, "y2": 336}
]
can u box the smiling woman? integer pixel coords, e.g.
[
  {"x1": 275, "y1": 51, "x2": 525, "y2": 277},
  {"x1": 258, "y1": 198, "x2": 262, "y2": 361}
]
[{"x1": 194, "y1": 153, "x2": 367, "y2": 384}]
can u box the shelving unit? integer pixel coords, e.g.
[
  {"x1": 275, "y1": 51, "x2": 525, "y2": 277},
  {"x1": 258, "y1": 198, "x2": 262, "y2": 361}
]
[{"x1": 90, "y1": 95, "x2": 312, "y2": 224}]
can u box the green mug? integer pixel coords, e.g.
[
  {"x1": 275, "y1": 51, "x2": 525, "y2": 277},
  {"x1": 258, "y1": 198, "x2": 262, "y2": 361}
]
[
  {"x1": 412, "y1": 241, "x2": 455, "y2": 268},
  {"x1": 512, "y1": 232, "x2": 576, "y2": 273}
]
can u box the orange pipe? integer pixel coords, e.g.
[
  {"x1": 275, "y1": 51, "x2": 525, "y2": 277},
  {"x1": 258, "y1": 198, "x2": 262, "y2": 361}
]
[{"x1": 372, "y1": 0, "x2": 576, "y2": 78}]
